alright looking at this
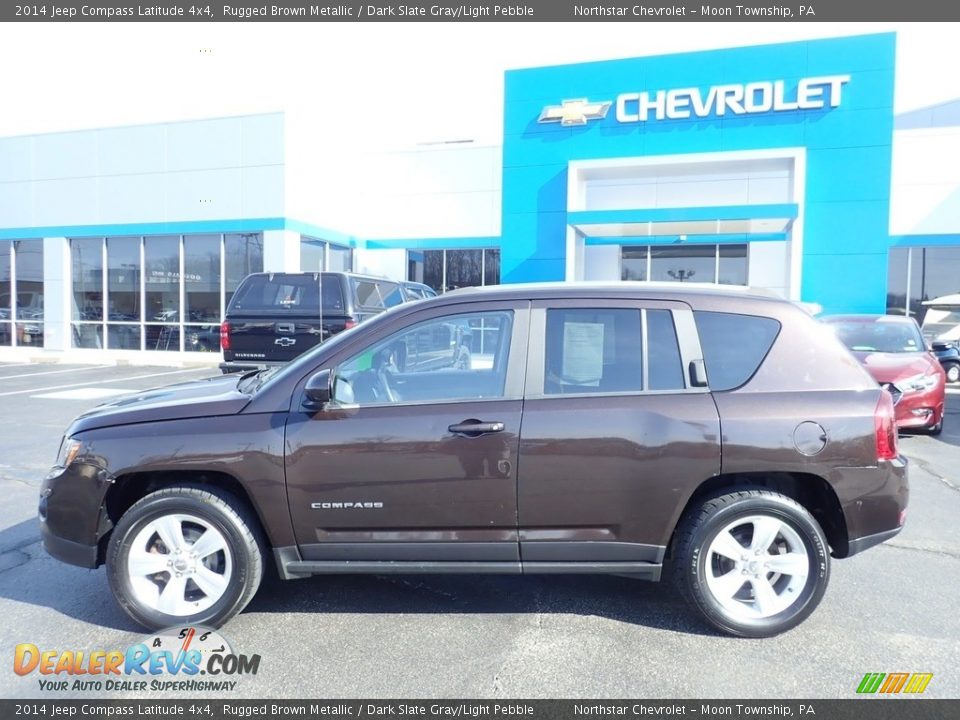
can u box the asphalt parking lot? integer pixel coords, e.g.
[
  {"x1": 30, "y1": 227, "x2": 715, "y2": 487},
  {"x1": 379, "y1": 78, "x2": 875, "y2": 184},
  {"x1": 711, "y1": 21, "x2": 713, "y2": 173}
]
[{"x1": 0, "y1": 362, "x2": 958, "y2": 699}]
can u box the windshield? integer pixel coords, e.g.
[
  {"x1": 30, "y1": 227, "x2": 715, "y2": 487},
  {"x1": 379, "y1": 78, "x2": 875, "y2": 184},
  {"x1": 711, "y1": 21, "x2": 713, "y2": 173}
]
[{"x1": 827, "y1": 319, "x2": 926, "y2": 354}]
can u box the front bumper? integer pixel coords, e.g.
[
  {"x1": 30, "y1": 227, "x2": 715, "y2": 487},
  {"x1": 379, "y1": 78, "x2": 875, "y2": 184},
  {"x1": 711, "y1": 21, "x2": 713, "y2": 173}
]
[
  {"x1": 40, "y1": 522, "x2": 98, "y2": 568},
  {"x1": 39, "y1": 461, "x2": 113, "y2": 569},
  {"x1": 894, "y1": 385, "x2": 945, "y2": 429}
]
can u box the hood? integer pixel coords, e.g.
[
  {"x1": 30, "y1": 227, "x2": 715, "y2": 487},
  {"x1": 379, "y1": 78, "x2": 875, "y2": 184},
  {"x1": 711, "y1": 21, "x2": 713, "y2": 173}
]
[
  {"x1": 68, "y1": 373, "x2": 252, "y2": 434},
  {"x1": 852, "y1": 351, "x2": 939, "y2": 384}
]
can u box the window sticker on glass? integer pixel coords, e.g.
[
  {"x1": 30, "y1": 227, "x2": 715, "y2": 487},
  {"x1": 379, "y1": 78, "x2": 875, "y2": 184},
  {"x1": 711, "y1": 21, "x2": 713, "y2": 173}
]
[{"x1": 562, "y1": 322, "x2": 605, "y2": 385}]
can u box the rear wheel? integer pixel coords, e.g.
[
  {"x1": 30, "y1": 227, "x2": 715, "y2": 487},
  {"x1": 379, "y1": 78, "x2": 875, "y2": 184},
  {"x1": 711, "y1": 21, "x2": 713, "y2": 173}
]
[
  {"x1": 672, "y1": 490, "x2": 830, "y2": 638},
  {"x1": 107, "y1": 485, "x2": 265, "y2": 631}
]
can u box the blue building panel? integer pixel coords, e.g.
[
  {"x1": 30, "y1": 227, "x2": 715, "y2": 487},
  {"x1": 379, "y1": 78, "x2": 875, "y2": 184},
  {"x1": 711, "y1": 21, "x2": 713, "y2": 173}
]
[{"x1": 500, "y1": 33, "x2": 897, "y2": 312}]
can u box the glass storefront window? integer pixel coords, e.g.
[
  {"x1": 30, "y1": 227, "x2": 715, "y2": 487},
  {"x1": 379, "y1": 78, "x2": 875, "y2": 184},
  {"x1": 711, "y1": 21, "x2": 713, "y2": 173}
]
[
  {"x1": 0, "y1": 242, "x2": 11, "y2": 347},
  {"x1": 651, "y1": 245, "x2": 716, "y2": 283},
  {"x1": 718, "y1": 244, "x2": 748, "y2": 286},
  {"x1": 300, "y1": 239, "x2": 325, "y2": 273},
  {"x1": 299, "y1": 237, "x2": 353, "y2": 274},
  {"x1": 622, "y1": 243, "x2": 749, "y2": 286},
  {"x1": 184, "y1": 234, "x2": 221, "y2": 323},
  {"x1": 483, "y1": 249, "x2": 500, "y2": 287},
  {"x1": 64, "y1": 232, "x2": 263, "y2": 353},
  {"x1": 226, "y1": 233, "x2": 264, "y2": 308},
  {"x1": 72, "y1": 238, "x2": 104, "y2": 348},
  {"x1": 328, "y1": 245, "x2": 352, "y2": 272},
  {"x1": 915, "y1": 248, "x2": 960, "y2": 324},
  {"x1": 13, "y1": 240, "x2": 44, "y2": 347},
  {"x1": 145, "y1": 235, "x2": 180, "y2": 325},
  {"x1": 621, "y1": 246, "x2": 648, "y2": 281},
  {"x1": 445, "y1": 249, "x2": 483, "y2": 291},
  {"x1": 423, "y1": 250, "x2": 443, "y2": 292},
  {"x1": 886, "y1": 248, "x2": 909, "y2": 316},
  {"x1": 885, "y1": 246, "x2": 960, "y2": 324},
  {"x1": 107, "y1": 236, "x2": 141, "y2": 324},
  {"x1": 413, "y1": 248, "x2": 499, "y2": 293}
]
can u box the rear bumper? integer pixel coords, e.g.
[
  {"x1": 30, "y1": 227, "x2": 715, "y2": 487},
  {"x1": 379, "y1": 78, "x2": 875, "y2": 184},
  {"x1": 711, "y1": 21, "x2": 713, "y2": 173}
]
[
  {"x1": 846, "y1": 526, "x2": 903, "y2": 557},
  {"x1": 836, "y1": 455, "x2": 909, "y2": 558},
  {"x1": 219, "y1": 361, "x2": 285, "y2": 374}
]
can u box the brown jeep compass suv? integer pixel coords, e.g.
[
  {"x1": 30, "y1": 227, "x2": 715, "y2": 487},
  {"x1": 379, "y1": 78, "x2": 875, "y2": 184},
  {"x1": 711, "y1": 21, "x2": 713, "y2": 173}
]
[{"x1": 40, "y1": 283, "x2": 907, "y2": 637}]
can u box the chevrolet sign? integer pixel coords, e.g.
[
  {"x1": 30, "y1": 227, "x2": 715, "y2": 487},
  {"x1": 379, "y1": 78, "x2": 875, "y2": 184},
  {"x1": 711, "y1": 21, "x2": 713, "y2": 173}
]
[{"x1": 537, "y1": 75, "x2": 850, "y2": 126}]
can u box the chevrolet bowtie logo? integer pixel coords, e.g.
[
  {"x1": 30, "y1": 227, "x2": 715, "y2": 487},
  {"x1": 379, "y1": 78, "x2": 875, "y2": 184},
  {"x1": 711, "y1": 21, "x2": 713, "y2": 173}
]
[
  {"x1": 538, "y1": 98, "x2": 612, "y2": 126},
  {"x1": 274, "y1": 337, "x2": 297, "y2": 347}
]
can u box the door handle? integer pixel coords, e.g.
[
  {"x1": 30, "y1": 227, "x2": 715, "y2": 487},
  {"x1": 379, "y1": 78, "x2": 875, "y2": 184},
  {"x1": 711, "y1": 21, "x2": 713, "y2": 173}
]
[{"x1": 448, "y1": 420, "x2": 505, "y2": 436}]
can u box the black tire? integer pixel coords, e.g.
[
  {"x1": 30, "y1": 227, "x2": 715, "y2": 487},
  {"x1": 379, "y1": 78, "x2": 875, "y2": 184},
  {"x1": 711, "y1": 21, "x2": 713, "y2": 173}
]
[
  {"x1": 944, "y1": 362, "x2": 960, "y2": 385},
  {"x1": 107, "y1": 485, "x2": 266, "y2": 631},
  {"x1": 672, "y1": 489, "x2": 830, "y2": 638},
  {"x1": 929, "y1": 415, "x2": 944, "y2": 436}
]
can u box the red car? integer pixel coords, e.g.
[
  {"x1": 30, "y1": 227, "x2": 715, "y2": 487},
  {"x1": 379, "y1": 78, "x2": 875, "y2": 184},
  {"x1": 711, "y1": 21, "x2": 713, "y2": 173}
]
[{"x1": 823, "y1": 314, "x2": 946, "y2": 434}]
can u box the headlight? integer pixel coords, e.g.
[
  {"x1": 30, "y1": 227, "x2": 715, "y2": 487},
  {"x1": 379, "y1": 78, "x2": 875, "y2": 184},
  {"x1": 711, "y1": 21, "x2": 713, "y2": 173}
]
[
  {"x1": 56, "y1": 437, "x2": 83, "y2": 468},
  {"x1": 900, "y1": 373, "x2": 939, "y2": 393}
]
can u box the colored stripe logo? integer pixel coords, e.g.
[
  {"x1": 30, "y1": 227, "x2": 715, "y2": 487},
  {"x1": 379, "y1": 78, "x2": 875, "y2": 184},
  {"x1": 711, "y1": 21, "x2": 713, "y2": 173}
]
[{"x1": 857, "y1": 673, "x2": 933, "y2": 694}]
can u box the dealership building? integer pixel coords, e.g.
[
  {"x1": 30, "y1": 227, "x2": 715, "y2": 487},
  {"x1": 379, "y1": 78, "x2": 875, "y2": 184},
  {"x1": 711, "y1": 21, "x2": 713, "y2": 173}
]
[{"x1": 1, "y1": 32, "x2": 959, "y2": 362}]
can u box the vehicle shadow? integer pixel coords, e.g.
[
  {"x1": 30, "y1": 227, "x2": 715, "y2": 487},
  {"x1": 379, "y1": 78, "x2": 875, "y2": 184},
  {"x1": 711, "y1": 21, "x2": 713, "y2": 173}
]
[
  {"x1": 0, "y1": 516, "x2": 714, "y2": 636},
  {"x1": 0, "y1": 519, "x2": 145, "y2": 634},
  {"x1": 245, "y1": 569, "x2": 716, "y2": 637}
]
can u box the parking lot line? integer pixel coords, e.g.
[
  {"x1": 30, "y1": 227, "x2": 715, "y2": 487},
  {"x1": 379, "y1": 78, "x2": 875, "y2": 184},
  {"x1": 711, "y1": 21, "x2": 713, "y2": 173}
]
[
  {"x1": 946, "y1": 388, "x2": 960, "y2": 395},
  {"x1": 0, "y1": 367, "x2": 213, "y2": 397},
  {"x1": 0, "y1": 365, "x2": 112, "y2": 380}
]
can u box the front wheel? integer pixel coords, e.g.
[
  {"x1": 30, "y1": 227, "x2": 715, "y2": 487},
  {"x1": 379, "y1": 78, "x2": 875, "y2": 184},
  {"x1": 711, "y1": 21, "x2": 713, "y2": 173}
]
[
  {"x1": 107, "y1": 485, "x2": 265, "y2": 631},
  {"x1": 943, "y1": 362, "x2": 960, "y2": 384},
  {"x1": 672, "y1": 490, "x2": 830, "y2": 638}
]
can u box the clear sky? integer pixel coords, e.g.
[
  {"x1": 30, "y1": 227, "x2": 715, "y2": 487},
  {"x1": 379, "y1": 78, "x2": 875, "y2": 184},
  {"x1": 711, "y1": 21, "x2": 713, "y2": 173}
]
[{"x1": 1, "y1": 22, "x2": 957, "y2": 146}]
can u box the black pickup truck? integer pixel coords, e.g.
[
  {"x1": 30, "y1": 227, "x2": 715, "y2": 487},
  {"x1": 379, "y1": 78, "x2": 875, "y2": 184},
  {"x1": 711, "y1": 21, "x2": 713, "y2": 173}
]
[{"x1": 219, "y1": 272, "x2": 406, "y2": 373}]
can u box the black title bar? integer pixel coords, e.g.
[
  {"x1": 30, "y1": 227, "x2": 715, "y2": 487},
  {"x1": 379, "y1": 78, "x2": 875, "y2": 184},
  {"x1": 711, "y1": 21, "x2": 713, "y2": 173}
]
[
  {"x1": 3, "y1": 700, "x2": 958, "y2": 719},
  {"x1": 4, "y1": 0, "x2": 960, "y2": 22}
]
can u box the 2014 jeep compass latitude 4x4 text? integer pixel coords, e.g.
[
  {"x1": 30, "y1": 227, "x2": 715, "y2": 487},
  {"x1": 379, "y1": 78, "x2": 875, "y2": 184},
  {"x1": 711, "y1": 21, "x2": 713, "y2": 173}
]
[{"x1": 40, "y1": 284, "x2": 908, "y2": 637}]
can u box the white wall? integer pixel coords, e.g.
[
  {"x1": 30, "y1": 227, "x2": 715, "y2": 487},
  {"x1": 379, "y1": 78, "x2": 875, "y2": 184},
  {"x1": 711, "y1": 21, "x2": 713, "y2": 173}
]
[
  {"x1": 583, "y1": 158, "x2": 793, "y2": 211},
  {"x1": 890, "y1": 127, "x2": 960, "y2": 235},
  {"x1": 354, "y1": 248, "x2": 406, "y2": 280},
  {"x1": 583, "y1": 245, "x2": 621, "y2": 281},
  {"x1": 748, "y1": 241, "x2": 790, "y2": 298},
  {"x1": 0, "y1": 113, "x2": 285, "y2": 230}
]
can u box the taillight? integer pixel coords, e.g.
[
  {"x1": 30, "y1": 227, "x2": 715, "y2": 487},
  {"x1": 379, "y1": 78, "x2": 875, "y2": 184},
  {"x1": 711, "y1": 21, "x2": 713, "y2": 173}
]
[
  {"x1": 344, "y1": 319, "x2": 357, "y2": 330},
  {"x1": 220, "y1": 321, "x2": 231, "y2": 351},
  {"x1": 875, "y1": 391, "x2": 898, "y2": 461}
]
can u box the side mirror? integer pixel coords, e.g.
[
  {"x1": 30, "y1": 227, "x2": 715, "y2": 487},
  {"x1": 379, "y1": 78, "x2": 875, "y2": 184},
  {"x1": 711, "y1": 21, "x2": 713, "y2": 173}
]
[{"x1": 304, "y1": 369, "x2": 333, "y2": 408}]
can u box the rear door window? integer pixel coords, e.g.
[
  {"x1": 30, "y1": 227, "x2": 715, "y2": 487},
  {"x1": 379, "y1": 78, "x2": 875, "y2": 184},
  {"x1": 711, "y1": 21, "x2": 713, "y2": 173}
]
[
  {"x1": 647, "y1": 309, "x2": 685, "y2": 391},
  {"x1": 542, "y1": 307, "x2": 687, "y2": 395},
  {"x1": 544, "y1": 308, "x2": 643, "y2": 394},
  {"x1": 694, "y1": 311, "x2": 781, "y2": 391}
]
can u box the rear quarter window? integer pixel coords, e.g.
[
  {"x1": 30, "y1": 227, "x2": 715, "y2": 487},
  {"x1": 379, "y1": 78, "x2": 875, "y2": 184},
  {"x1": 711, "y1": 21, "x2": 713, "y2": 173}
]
[
  {"x1": 694, "y1": 311, "x2": 781, "y2": 391},
  {"x1": 352, "y1": 279, "x2": 404, "y2": 309}
]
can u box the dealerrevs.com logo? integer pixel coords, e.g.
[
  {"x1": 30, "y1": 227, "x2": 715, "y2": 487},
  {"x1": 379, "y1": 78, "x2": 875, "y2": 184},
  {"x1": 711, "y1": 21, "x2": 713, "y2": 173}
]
[{"x1": 13, "y1": 626, "x2": 260, "y2": 693}]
